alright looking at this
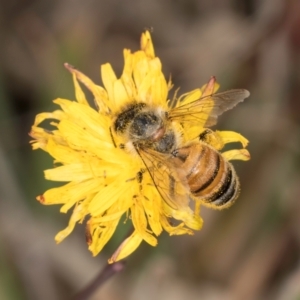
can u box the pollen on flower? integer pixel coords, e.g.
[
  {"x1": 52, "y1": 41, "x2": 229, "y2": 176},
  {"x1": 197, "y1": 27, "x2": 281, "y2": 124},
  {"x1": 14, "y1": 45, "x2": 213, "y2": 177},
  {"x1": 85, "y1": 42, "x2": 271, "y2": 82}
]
[{"x1": 30, "y1": 30, "x2": 250, "y2": 263}]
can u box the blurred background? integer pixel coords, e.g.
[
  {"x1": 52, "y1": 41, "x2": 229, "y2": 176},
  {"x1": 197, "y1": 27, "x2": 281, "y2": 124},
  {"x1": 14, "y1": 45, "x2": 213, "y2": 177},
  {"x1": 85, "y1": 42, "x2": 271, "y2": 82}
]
[{"x1": 1, "y1": 0, "x2": 300, "y2": 299}]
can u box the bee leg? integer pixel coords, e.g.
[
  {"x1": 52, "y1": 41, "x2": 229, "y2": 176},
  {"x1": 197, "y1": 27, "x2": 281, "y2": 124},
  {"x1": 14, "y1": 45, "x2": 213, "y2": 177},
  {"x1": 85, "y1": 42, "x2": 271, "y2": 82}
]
[
  {"x1": 198, "y1": 128, "x2": 224, "y2": 150},
  {"x1": 136, "y1": 169, "x2": 145, "y2": 191},
  {"x1": 195, "y1": 199, "x2": 201, "y2": 216}
]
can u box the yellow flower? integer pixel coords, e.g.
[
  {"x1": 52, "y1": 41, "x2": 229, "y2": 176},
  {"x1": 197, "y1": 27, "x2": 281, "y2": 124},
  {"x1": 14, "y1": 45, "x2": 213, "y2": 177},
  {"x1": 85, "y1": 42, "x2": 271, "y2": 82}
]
[{"x1": 30, "y1": 31, "x2": 250, "y2": 263}]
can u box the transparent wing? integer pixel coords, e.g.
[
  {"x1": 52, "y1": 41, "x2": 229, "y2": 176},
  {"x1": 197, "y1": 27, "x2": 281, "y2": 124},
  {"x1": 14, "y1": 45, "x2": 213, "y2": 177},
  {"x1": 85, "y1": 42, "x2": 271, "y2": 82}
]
[
  {"x1": 168, "y1": 89, "x2": 250, "y2": 127},
  {"x1": 137, "y1": 147, "x2": 190, "y2": 210}
]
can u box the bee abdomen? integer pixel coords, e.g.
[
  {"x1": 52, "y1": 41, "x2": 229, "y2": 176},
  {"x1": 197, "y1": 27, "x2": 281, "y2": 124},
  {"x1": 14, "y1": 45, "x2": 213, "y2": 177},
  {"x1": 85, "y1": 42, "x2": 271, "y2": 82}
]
[
  {"x1": 187, "y1": 146, "x2": 239, "y2": 208},
  {"x1": 205, "y1": 163, "x2": 240, "y2": 208}
]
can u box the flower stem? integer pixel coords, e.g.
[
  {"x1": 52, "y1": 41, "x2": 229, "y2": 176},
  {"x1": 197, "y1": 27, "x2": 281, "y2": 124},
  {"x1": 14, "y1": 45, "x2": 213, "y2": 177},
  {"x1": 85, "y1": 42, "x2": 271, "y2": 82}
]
[{"x1": 72, "y1": 261, "x2": 126, "y2": 300}]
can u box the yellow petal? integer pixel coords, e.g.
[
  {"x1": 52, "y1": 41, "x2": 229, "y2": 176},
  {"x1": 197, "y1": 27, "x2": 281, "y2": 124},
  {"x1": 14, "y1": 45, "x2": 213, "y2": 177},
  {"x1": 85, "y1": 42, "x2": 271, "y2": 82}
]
[
  {"x1": 92, "y1": 210, "x2": 125, "y2": 223},
  {"x1": 37, "y1": 179, "x2": 101, "y2": 209},
  {"x1": 88, "y1": 218, "x2": 120, "y2": 256},
  {"x1": 201, "y1": 76, "x2": 220, "y2": 96},
  {"x1": 133, "y1": 53, "x2": 149, "y2": 90},
  {"x1": 141, "y1": 30, "x2": 155, "y2": 58},
  {"x1": 88, "y1": 191, "x2": 137, "y2": 256},
  {"x1": 196, "y1": 77, "x2": 220, "y2": 126},
  {"x1": 72, "y1": 73, "x2": 89, "y2": 105},
  {"x1": 113, "y1": 79, "x2": 131, "y2": 109},
  {"x1": 64, "y1": 63, "x2": 110, "y2": 113},
  {"x1": 29, "y1": 127, "x2": 54, "y2": 150},
  {"x1": 131, "y1": 197, "x2": 157, "y2": 246},
  {"x1": 33, "y1": 110, "x2": 65, "y2": 127},
  {"x1": 88, "y1": 178, "x2": 134, "y2": 216},
  {"x1": 163, "y1": 203, "x2": 203, "y2": 230},
  {"x1": 57, "y1": 119, "x2": 116, "y2": 160},
  {"x1": 217, "y1": 130, "x2": 249, "y2": 148},
  {"x1": 108, "y1": 231, "x2": 143, "y2": 263},
  {"x1": 150, "y1": 71, "x2": 168, "y2": 107},
  {"x1": 45, "y1": 138, "x2": 85, "y2": 164},
  {"x1": 160, "y1": 215, "x2": 194, "y2": 236},
  {"x1": 55, "y1": 203, "x2": 86, "y2": 243},
  {"x1": 141, "y1": 193, "x2": 162, "y2": 236},
  {"x1": 136, "y1": 65, "x2": 167, "y2": 107},
  {"x1": 44, "y1": 160, "x2": 115, "y2": 182},
  {"x1": 53, "y1": 99, "x2": 111, "y2": 142},
  {"x1": 92, "y1": 190, "x2": 133, "y2": 224},
  {"x1": 222, "y1": 149, "x2": 251, "y2": 161},
  {"x1": 101, "y1": 63, "x2": 117, "y2": 106},
  {"x1": 121, "y1": 49, "x2": 136, "y2": 100},
  {"x1": 177, "y1": 89, "x2": 202, "y2": 107}
]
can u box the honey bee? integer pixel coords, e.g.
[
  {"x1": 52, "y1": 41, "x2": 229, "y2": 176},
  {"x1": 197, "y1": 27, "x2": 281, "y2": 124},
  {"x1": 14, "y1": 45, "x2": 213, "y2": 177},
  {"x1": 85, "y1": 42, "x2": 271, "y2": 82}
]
[{"x1": 113, "y1": 77, "x2": 250, "y2": 210}]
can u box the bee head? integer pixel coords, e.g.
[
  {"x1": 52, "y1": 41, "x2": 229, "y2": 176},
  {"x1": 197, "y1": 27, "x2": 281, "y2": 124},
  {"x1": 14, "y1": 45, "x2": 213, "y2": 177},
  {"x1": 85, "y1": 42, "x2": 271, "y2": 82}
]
[{"x1": 129, "y1": 111, "x2": 164, "y2": 141}]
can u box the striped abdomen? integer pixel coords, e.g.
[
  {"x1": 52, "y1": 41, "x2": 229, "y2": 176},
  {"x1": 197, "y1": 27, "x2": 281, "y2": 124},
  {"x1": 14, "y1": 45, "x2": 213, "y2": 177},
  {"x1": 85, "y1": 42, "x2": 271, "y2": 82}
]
[{"x1": 173, "y1": 142, "x2": 240, "y2": 209}]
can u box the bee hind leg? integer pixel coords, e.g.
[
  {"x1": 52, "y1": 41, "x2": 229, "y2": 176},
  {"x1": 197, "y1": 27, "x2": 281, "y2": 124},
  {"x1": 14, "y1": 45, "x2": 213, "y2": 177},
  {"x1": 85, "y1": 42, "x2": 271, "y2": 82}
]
[{"x1": 198, "y1": 129, "x2": 224, "y2": 150}]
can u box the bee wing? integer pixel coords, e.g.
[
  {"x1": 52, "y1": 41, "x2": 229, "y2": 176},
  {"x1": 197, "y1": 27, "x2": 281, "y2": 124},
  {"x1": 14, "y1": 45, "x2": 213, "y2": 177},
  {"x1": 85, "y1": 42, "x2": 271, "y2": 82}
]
[
  {"x1": 137, "y1": 148, "x2": 190, "y2": 210},
  {"x1": 168, "y1": 89, "x2": 250, "y2": 127}
]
